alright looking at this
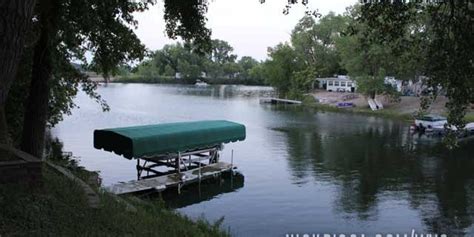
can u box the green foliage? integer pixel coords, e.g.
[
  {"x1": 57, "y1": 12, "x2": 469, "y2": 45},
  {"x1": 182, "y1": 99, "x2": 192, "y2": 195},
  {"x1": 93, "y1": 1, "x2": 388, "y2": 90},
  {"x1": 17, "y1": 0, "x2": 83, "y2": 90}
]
[
  {"x1": 423, "y1": 2, "x2": 473, "y2": 131},
  {"x1": 291, "y1": 13, "x2": 347, "y2": 76},
  {"x1": 288, "y1": 69, "x2": 317, "y2": 100},
  {"x1": 0, "y1": 167, "x2": 229, "y2": 237},
  {"x1": 335, "y1": 5, "x2": 413, "y2": 99},
  {"x1": 263, "y1": 12, "x2": 349, "y2": 99},
  {"x1": 163, "y1": 0, "x2": 212, "y2": 53},
  {"x1": 130, "y1": 40, "x2": 264, "y2": 84},
  {"x1": 352, "y1": 75, "x2": 386, "y2": 99},
  {"x1": 263, "y1": 43, "x2": 301, "y2": 96},
  {"x1": 359, "y1": 1, "x2": 473, "y2": 146},
  {"x1": 222, "y1": 62, "x2": 241, "y2": 78},
  {"x1": 210, "y1": 39, "x2": 237, "y2": 65},
  {"x1": 248, "y1": 63, "x2": 266, "y2": 84},
  {"x1": 238, "y1": 56, "x2": 259, "y2": 79},
  {"x1": 5, "y1": 52, "x2": 33, "y2": 145}
]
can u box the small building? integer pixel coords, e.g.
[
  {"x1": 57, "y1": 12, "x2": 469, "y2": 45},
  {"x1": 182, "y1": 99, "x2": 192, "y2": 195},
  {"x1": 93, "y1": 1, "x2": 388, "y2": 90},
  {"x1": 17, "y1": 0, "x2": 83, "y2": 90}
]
[{"x1": 314, "y1": 75, "x2": 356, "y2": 92}]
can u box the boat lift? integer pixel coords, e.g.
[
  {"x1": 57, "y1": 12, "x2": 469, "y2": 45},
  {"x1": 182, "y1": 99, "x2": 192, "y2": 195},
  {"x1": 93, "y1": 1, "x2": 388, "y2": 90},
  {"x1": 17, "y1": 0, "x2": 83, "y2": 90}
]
[{"x1": 93, "y1": 120, "x2": 246, "y2": 195}]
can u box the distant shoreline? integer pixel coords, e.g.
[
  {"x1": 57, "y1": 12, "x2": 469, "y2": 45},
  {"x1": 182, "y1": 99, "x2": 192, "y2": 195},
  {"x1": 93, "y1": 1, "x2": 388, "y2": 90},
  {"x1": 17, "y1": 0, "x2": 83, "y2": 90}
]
[{"x1": 97, "y1": 75, "x2": 268, "y2": 86}]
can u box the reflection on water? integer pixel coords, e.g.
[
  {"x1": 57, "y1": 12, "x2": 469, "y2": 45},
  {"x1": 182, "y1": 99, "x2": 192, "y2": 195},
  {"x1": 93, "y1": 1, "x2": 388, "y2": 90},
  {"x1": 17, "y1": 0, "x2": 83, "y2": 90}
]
[
  {"x1": 154, "y1": 172, "x2": 245, "y2": 209},
  {"x1": 280, "y1": 117, "x2": 474, "y2": 235},
  {"x1": 53, "y1": 83, "x2": 474, "y2": 236},
  {"x1": 174, "y1": 84, "x2": 274, "y2": 99}
]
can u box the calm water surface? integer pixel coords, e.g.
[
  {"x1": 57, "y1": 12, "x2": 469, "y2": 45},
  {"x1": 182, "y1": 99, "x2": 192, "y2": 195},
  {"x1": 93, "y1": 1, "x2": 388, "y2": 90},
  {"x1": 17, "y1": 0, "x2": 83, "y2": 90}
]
[{"x1": 53, "y1": 83, "x2": 474, "y2": 236}]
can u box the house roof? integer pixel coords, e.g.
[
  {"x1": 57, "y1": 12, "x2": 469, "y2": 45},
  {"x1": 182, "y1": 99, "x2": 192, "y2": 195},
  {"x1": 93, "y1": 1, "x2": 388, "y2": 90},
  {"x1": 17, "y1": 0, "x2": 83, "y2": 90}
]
[{"x1": 316, "y1": 76, "x2": 353, "y2": 82}]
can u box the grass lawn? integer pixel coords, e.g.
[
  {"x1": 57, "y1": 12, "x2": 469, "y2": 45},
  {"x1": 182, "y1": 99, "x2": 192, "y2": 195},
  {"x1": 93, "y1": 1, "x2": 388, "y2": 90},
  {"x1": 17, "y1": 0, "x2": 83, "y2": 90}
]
[
  {"x1": 465, "y1": 113, "x2": 474, "y2": 123},
  {"x1": 0, "y1": 166, "x2": 229, "y2": 237},
  {"x1": 303, "y1": 95, "x2": 474, "y2": 123},
  {"x1": 302, "y1": 96, "x2": 412, "y2": 121}
]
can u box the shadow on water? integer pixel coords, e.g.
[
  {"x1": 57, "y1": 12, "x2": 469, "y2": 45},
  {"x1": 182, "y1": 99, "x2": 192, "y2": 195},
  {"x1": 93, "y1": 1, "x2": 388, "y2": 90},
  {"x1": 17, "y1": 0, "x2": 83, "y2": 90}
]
[
  {"x1": 277, "y1": 115, "x2": 474, "y2": 235},
  {"x1": 144, "y1": 172, "x2": 245, "y2": 209}
]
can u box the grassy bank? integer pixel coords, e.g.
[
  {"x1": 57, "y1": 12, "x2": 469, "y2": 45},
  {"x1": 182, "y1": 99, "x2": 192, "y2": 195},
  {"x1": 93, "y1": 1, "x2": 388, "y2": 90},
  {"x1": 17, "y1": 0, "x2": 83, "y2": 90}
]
[
  {"x1": 465, "y1": 113, "x2": 474, "y2": 123},
  {"x1": 301, "y1": 95, "x2": 413, "y2": 121},
  {"x1": 0, "y1": 165, "x2": 229, "y2": 237}
]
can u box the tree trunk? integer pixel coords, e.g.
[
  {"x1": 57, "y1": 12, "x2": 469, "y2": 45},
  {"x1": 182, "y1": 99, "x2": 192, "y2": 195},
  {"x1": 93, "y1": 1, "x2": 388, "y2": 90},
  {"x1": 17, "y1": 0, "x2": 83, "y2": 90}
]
[
  {"x1": 0, "y1": 0, "x2": 37, "y2": 149},
  {"x1": 0, "y1": 106, "x2": 7, "y2": 145},
  {"x1": 20, "y1": 0, "x2": 55, "y2": 158}
]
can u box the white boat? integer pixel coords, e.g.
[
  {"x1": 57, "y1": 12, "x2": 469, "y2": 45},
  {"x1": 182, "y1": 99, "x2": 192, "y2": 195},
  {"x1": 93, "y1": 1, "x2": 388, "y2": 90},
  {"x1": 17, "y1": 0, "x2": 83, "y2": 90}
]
[
  {"x1": 430, "y1": 122, "x2": 474, "y2": 136},
  {"x1": 414, "y1": 114, "x2": 447, "y2": 129},
  {"x1": 195, "y1": 80, "x2": 208, "y2": 87}
]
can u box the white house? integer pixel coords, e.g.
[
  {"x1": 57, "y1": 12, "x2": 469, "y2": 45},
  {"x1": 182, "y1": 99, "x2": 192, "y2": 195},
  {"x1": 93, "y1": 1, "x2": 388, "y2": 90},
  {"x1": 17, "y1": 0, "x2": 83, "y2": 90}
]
[{"x1": 314, "y1": 75, "x2": 356, "y2": 92}]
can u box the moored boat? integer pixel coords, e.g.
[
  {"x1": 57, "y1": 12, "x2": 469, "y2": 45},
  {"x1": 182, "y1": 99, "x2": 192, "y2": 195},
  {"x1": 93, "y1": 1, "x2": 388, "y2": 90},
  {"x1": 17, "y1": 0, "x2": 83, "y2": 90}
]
[{"x1": 195, "y1": 79, "x2": 208, "y2": 87}]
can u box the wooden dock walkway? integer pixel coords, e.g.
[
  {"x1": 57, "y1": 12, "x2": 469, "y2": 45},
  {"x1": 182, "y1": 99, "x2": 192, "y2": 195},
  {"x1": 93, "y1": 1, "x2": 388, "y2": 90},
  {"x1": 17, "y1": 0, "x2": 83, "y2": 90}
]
[
  {"x1": 259, "y1": 98, "x2": 302, "y2": 105},
  {"x1": 106, "y1": 162, "x2": 233, "y2": 195}
]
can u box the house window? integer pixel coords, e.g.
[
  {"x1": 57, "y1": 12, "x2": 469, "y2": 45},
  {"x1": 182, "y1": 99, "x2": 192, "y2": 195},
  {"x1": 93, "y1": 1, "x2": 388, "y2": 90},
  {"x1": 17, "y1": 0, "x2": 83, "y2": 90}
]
[
  {"x1": 334, "y1": 81, "x2": 340, "y2": 86},
  {"x1": 348, "y1": 82, "x2": 352, "y2": 87},
  {"x1": 341, "y1": 82, "x2": 346, "y2": 87},
  {"x1": 328, "y1": 81, "x2": 333, "y2": 86}
]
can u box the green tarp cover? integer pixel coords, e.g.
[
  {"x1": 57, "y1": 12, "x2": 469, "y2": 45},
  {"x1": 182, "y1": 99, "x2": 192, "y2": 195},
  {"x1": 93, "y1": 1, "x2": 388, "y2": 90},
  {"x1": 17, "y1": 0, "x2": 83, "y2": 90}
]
[{"x1": 94, "y1": 120, "x2": 246, "y2": 159}]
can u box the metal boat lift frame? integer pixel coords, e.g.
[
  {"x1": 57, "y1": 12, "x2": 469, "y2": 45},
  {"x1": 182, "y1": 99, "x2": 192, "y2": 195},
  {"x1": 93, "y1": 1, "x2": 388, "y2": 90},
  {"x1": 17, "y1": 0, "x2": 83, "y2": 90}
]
[{"x1": 136, "y1": 146, "x2": 222, "y2": 180}]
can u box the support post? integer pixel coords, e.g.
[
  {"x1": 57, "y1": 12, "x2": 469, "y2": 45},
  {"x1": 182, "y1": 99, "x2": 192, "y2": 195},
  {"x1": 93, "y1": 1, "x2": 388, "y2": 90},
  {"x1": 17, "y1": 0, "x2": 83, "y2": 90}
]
[
  {"x1": 137, "y1": 158, "x2": 141, "y2": 180},
  {"x1": 176, "y1": 152, "x2": 181, "y2": 174},
  {"x1": 198, "y1": 158, "x2": 201, "y2": 181},
  {"x1": 231, "y1": 149, "x2": 234, "y2": 169}
]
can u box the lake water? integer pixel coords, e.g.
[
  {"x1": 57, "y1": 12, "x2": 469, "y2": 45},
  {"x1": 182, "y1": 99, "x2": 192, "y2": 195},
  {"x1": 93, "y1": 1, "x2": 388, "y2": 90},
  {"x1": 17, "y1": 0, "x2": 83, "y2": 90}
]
[{"x1": 53, "y1": 83, "x2": 474, "y2": 236}]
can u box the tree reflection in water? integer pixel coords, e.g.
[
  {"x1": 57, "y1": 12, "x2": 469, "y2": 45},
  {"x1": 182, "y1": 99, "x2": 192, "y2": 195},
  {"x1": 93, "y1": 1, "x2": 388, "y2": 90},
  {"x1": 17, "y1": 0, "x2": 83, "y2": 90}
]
[{"x1": 278, "y1": 114, "x2": 474, "y2": 235}]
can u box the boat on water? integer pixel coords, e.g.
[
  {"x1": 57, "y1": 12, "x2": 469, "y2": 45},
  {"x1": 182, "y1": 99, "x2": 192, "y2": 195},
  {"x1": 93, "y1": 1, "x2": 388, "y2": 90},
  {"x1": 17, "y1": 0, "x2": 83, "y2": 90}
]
[
  {"x1": 410, "y1": 114, "x2": 474, "y2": 137},
  {"x1": 429, "y1": 123, "x2": 474, "y2": 136},
  {"x1": 413, "y1": 114, "x2": 447, "y2": 130},
  {"x1": 195, "y1": 80, "x2": 209, "y2": 87}
]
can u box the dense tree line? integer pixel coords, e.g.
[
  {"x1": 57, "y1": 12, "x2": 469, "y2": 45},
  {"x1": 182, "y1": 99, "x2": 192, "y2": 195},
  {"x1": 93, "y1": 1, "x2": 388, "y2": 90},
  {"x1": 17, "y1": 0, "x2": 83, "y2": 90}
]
[{"x1": 124, "y1": 40, "x2": 266, "y2": 85}]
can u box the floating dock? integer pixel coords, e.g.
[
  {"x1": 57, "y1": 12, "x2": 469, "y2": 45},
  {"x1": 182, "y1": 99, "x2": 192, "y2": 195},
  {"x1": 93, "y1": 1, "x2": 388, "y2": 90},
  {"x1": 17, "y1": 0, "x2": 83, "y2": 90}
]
[
  {"x1": 106, "y1": 162, "x2": 233, "y2": 195},
  {"x1": 260, "y1": 98, "x2": 302, "y2": 105}
]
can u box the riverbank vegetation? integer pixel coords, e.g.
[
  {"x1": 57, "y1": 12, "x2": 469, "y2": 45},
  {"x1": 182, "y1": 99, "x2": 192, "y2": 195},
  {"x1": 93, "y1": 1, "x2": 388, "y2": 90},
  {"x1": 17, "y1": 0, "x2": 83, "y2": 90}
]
[
  {"x1": 0, "y1": 167, "x2": 228, "y2": 237},
  {"x1": 261, "y1": 3, "x2": 472, "y2": 142},
  {"x1": 0, "y1": 139, "x2": 228, "y2": 237}
]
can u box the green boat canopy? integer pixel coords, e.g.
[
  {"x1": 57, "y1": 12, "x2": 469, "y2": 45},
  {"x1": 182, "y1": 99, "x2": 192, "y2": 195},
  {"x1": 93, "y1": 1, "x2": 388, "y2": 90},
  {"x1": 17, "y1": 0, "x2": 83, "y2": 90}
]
[{"x1": 94, "y1": 120, "x2": 246, "y2": 159}]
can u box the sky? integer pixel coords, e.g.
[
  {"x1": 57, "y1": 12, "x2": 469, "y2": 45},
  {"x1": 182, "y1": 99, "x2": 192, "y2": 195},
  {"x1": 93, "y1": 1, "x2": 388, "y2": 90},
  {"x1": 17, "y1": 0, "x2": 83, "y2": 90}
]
[{"x1": 133, "y1": 0, "x2": 357, "y2": 61}]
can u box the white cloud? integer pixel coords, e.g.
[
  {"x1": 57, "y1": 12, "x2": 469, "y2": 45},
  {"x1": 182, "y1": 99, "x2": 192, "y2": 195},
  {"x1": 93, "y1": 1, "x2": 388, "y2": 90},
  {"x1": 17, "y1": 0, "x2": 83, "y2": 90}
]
[{"x1": 133, "y1": 0, "x2": 356, "y2": 61}]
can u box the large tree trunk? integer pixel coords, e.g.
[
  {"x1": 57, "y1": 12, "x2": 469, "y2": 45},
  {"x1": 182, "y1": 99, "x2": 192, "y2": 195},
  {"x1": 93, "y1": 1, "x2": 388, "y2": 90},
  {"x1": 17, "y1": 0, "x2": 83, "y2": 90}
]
[
  {"x1": 0, "y1": 0, "x2": 37, "y2": 149},
  {"x1": 20, "y1": 0, "x2": 55, "y2": 158}
]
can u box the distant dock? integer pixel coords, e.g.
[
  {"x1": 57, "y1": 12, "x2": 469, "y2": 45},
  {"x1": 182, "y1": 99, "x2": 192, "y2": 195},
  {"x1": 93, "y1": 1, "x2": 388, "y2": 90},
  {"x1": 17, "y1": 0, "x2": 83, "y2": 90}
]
[{"x1": 260, "y1": 98, "x2": 302, "y2": 105}]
